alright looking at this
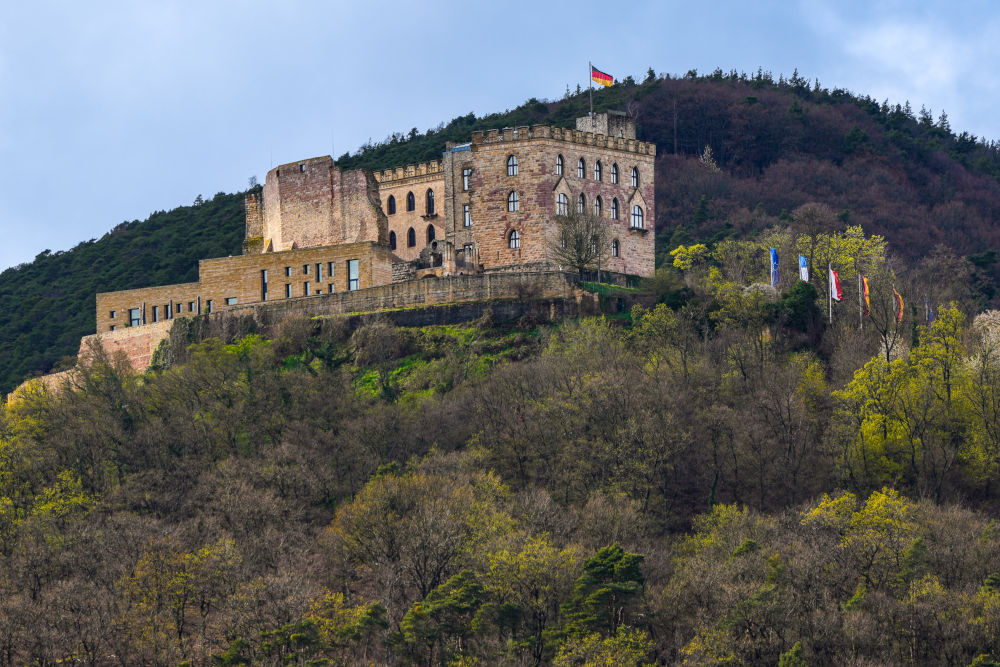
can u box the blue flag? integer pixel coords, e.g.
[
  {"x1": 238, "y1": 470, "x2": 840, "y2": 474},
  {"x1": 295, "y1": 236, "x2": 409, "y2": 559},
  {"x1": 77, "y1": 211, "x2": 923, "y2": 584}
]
[
  {"x1": 770, "y1": 248, "x2": 779, "y2": 287},
  {"x1": 799, "y1": 256, "x2": 809, "y2": 282}
]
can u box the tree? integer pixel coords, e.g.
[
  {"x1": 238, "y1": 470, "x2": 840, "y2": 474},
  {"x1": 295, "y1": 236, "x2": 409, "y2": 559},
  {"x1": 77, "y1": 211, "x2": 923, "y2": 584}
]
[{"x1": 549, "y1": 212, "x2": 610, "y2": 279}]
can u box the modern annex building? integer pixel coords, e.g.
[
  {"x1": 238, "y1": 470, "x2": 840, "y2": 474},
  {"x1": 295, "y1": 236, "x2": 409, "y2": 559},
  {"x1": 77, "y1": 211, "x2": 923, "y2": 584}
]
[{"x1": 93, "y1": 112, "x2": 656, "y2": 338}]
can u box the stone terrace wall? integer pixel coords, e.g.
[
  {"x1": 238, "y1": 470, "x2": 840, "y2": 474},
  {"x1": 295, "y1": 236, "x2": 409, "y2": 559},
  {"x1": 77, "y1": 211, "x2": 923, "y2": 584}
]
[{"x1": 84, "y1": 272, "x2": 587, "y2": 372}]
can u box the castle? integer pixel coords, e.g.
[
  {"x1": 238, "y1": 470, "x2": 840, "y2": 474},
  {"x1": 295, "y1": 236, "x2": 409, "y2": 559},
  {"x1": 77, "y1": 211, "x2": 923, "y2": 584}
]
[{"x1": 86, "y1": 112, "x2": 656, "y2": 369}]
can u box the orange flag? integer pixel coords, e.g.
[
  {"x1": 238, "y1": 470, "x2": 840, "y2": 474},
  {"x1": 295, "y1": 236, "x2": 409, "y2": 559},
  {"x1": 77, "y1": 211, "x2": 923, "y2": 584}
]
[
  {"x1": 894, "y1": 288, "x2": 904, "y2": 323},
  {"x1": 862, "y1": 276, "x2": 870, "y2": 316}
]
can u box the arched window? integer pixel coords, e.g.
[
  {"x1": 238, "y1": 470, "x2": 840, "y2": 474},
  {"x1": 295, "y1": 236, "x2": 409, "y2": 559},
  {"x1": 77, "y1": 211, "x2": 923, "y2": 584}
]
[
  {"x1": 594, "y1": 160, "x2": 602, "y2": 181},
  {"x1": 631, "y1": 167, "x2": 639, "y2": 188},
  {"x1": 406, "y1": 191, "x2": 415, "y2": 211},
  {"x1": 556, "y1": 193, "x2": 569, "y2": 216},
  {"x1": 426, "y1": 189, "x2": 435, "y2": 215},
  {"x1": 611, "y1": 198, "x2": 619, "y2": 220},
  {"x1": 631, "y1": 205, "x2": 644, "y2": 229},
  {"x1": 509, "y1": 229, "x2": 520, "y2": 249},
  {"x1": 612, "y1": 239, "x2": 620, "y2": 257},
  {"x1": 390, "y1": 231, "x2": 397, "y2": 250},
  {"x1": 594, "y1": 195, "x2": 602, "y2": 217},
  {"x1": 556, "y1": 154, "x2": 564, "y2": 176},
  {"x1": 506, "y1": 155, "x2": 518, "y2": 176},
  {"x1": 611, "y1": 163, "x2": 619, "y2": 184},
  {"x1": 577, "y1": 193, "x2": 586, "y2": 214},
  {"x1": 427, "y1": 225, "x2": 435, "y2": 243},
  {"x1": 577, "y1": 158, "x2": 585, "y2": 178},
  {"x1": 387, "y1": 195, "x2": 396, "y2": 215},
  {"x1": 507, "y1": 191, "x2": 519, "y2": 212},
  {"x1": 407, "y1": 227, "x2": 416, "y2": 247}
]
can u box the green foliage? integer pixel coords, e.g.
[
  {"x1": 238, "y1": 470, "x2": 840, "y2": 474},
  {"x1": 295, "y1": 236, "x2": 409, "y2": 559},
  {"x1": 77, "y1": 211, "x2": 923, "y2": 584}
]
[{"x1": 563, "y1": 543, "x2": 644, "y2": 636}]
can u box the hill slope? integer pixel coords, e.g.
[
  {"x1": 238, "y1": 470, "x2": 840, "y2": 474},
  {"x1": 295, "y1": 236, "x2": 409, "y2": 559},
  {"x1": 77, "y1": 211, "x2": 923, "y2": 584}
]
[{"x1": 4, "y1": 68, "x2": 1000, "y2": 393}]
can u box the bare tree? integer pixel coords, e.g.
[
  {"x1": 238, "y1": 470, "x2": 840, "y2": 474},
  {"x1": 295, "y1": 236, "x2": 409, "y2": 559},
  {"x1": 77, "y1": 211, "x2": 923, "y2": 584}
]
[{"x1": 548, "y1": 212, "x2": 610, "y2": 279}]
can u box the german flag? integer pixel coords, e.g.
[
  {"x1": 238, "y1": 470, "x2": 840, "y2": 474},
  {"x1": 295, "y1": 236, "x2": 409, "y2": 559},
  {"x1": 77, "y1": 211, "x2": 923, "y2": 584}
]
[{"x1": 591, "y1": 65, "x2": 613, "y2": 87}]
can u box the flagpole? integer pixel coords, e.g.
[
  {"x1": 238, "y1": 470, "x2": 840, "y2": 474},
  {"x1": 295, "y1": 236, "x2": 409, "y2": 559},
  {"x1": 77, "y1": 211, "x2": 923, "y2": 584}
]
[
  {"x1": 588, "y1": 61, "x2": 594, "y2": 122},
  {"x1": 828, "y1": 263, "x2": 833, "y2": 325}
]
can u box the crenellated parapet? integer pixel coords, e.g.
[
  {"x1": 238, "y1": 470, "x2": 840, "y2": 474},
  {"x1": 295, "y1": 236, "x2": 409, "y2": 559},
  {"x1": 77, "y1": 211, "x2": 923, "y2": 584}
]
[
  {"x1": 373, "y1": 160, "x2": 443, "y2": 184},
  {"x1": 466, "y1": 123, "x2": 656, "y2": 157}
]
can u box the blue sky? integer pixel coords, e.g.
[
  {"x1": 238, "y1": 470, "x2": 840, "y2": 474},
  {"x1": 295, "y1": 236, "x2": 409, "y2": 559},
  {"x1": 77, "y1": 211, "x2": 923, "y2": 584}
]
[{"x1": 1, "y1": 0, "x2": 998, "y2": 272}]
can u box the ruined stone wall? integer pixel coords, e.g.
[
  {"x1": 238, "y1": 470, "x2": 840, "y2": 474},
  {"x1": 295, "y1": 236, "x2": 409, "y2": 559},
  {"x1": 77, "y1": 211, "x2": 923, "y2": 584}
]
[
  {"x1": 256, "y1": 157, "x2": 387, "y2": 253},
  {"x1": 79, "y1": 320, "x2": 174, "y2": 373},
  {"x1": 448, "y1": 123, "x2": 656, "y2": 277},
  {"x1": 374, "y1": 161, "x2": 444, "y2": 261},
  {"x1": 575, "y1": 111, "x2": 636, "y2": 139}
]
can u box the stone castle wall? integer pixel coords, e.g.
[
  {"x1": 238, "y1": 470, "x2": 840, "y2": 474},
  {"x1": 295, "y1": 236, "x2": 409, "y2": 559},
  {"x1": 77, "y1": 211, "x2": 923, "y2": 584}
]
[{"x1": 374, "y1": 161, "x2": 445, "y2": 261}]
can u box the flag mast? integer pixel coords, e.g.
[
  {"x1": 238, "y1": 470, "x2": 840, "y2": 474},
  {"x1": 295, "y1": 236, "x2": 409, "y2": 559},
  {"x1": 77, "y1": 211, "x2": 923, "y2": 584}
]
[
  {"x1": 828, "y1": 263, "x2": 833, "y2": 324},
  {"x1": 588, "y1": 61, "x2": 594, "y2": 124}
]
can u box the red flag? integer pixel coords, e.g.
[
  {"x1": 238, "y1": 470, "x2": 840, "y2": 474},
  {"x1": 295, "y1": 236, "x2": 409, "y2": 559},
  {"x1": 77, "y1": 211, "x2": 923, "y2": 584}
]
[
  {"x1": 591, "y1": 65, "x2": 613, "y2": 87},
  {"x1": 830, "y1": 267, "x2": 842, "y2": 302},
  {"x1": 894, "y1": 289, "x2": 904, "y2": 323}
]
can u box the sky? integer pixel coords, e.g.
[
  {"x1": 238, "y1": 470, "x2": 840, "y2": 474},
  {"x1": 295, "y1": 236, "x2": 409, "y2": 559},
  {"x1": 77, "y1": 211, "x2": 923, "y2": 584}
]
[{"x1": 2, "y1": 0, "x2": 999, "y2": 272}]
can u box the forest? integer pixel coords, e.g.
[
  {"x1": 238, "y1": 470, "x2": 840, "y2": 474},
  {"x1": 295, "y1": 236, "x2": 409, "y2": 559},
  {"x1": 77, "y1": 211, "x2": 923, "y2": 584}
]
[
  {"x1": 4, "y1": 218, "x2": 1000, "y2": 664},
  {"x1": 5, "y1": 66, "x2": 1000, "y2": 394}
]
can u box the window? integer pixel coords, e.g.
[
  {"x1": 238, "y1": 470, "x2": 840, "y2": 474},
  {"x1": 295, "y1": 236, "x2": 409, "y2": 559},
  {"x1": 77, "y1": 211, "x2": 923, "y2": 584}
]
[
  {"x1": 462, "y1": 168, "x2": 471, "y2": 191},
  {"x1": 594, "y1": 195, "x2": 602, "y2": 217},
  {"x1": 464, "y1": 204, "x2": 472, "y2": 226},
  {"x1": 427, "y1": 225, "x2": 435, "y2": 243},
  {"x1": 577, "y1": 158, "x2": 585, "y2": 178},
  {"x1": 390, "y1": 231, "x2": 397, "y2": 250},
  {"x1": 507, "y1": 191, "x2": 519, "y2": 212},
  {"x1": 303, "y1": 264, "x2": 310, "y2": 275},
  {"x1": 328, "y1": 283, "x2": 335, "y2": 293},
  {"x1": 152, "y1": 305, "x2": 159, "y2": 322},
  {"x1": 166, "y1": 303, "x2": 172, "y2": 319},
  {"x1": 328, "y1": 261, "x2": 335, "y2": 277},
  {"x1": 110, "y1": 325, "x2": 116, "y2": 331},
  {"x1": 556, "y1": 193, "x2": 569, "y2": 216},
  {"x1": 284, "y1": 266, "x2": 291, "y2": 277},
  {"x1": 407, "y1": 227, "x2": 416, "y2": 247},
  {"x1": 348, "y1": 259, "x2": 359, "y2": 290},
  {"x1": 631, "y1": 205, "x2": 644, "y2": 229},
  {"x1": 631, "y1": 167, "x2": 639, "y2": 188},
  {"x1": 506, "y1": 154, "x2": 518, "y2": 176},
  {"x1": 207, "y1": 300, "x2": 214, "y2": 313},
  {"x1": 594, "y1": 160, "x2": 602, "y2": 181},
  {"x1": 611, "y1": 163, "x2": 619, "y2": 184},
  {"x1": 176, "y1": 303, "x2": 183, "y2": 314},
  {"x1": 611, "y1": 198, "x2": 619, "y2": 220},
  {"x1": 426, "y1": 188, "x2": 435, "y2": 215},
  {"x1": 299, "y1": 164, "x2": 305, "y2": 173},
  {"x1": 285, "y1": 284, "x2": 291, "y2": 298},
  {"x1": 508, "y1": 229, "x2": 520, "y2": 249},
  {"x1": 464, "y1": 243, "x2": 474, "y2": 257},
  {"x1": 612, "y1": 239, "x2": 620, "y2": 257},
  {"x1": 556, "y1": 154, "x2": 564, "y2": 175},
  {"x1": 109, "y1": 310, "x2": 116, "y2": 319},
  {"x1": 129, "y1": 308, "x2": 141, "y2": 327},
  {"x1": 303, "y1": 282, "x2": 310, "y2": 296},
  {"x1": 577, "y1": 193, "x2": 586, "y2": 214},
  {"x1": 226, "y1": 297, "x2": 237, "y2": 306},
  {"x1": 262, "y1": 267, "x2": 269, "y2": 300},
  {"x1": 406, "y1": 191, "x2": 415, "y2": 211},
  {"x1": 316, "y1": 263, "x2": 323, "y2": 281},
  {"x1": 387, "y1": 195, "x2": 396, "y2": 214},
  {"x1": 188, "y1": 301, "x2": 195, "y2": 312}
]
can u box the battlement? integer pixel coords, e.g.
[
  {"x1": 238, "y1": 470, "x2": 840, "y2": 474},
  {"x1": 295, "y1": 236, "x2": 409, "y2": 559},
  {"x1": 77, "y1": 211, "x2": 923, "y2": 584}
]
[
  {"x1": 467, "y1": 123, "x2": 655, "y2": 157},
  {"x1": 374, "y1": 160, "x2": 443, "y2": 183}
]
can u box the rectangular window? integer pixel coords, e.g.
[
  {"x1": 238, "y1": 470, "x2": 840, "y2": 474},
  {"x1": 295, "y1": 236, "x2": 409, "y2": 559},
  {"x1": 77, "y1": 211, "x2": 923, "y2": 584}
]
[
  {"x1": 109, "y1": 310, "x2": 116, "y2": 319},
  {"x1": 284, "y1": 266, "x2": 291, "y2": 277},
  {"x1": 464, "y1": 204, "x2": 471, "y2": 226},
  {"x1": 152, "y1": 305, "x2": 159, "y2": 322},
  {"x1": 303, "y1": 264, "x2": 310, "y2": 275},
  {"x1": 285, "y1": 284, "x2": 291, "y2": 298},
  {"x1": 110, "y1": 325, "x2": 116, "y2": 331},
  {"x1": 304, "y1": 281, "x2": 310, "y2": 296},
  {"x1": 207, "y1": 299, "x2": 214, "y2": 313},
  {"x1": 176, "y1": 302, "x2": 183, "y2": 314},
  {"x1": 188, "y1": 301, "x2": 195, "y2": 312},
  {"x1": 464, "y1": 243, "x2": 474, "y2": 258},
  {"x1": 462, "y1": 168, "x2": 471, "y2": 191},
  {"x1": 129, "y1": 308, "x2": 141, "y2": 327},
  {"x1": 347, "y1": 259, "x2": 359, "y2": 291},
  {"x1": 328, "y1": 282, "x2": 335, "y2": 293},
  {"x1": 327, "y1": 261, "x2": 335, "y2": 278},
  {"x1": 261, "y1": 269, "x2": 268, "y2": 301},
  {"x1": 166, "y1": 303, "x2": 172, "y2": 319},
  {"x1": 316, "y1": 263, "x2": 322, "y2": 281},
  {"x1": 226, "y1": 297, "x2": 237, "y2": 306}
]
